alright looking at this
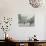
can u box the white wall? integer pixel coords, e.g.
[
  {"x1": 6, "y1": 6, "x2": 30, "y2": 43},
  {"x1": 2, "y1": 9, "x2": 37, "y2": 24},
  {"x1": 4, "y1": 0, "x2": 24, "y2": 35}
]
[
  {"x1": 0, "y1": 0, "x2": 46, "y2": 40},
  {"x1": 8, "y1": 14, "x2": 45, "y2": 40},
  {"x1": 44, "y1": 15, "x2": 46, "y2": 40}
]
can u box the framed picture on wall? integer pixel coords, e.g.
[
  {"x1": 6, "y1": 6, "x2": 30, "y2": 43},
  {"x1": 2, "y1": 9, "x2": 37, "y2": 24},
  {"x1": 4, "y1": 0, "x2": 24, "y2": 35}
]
[{"x1": 18, "y1": 14, "x2": 35, "y2": 27}]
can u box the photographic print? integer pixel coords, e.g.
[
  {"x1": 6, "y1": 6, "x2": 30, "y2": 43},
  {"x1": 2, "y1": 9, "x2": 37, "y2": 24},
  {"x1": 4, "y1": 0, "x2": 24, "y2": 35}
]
[{"x1": 18, "y1": 14, "x2": 35, "y2": 27}]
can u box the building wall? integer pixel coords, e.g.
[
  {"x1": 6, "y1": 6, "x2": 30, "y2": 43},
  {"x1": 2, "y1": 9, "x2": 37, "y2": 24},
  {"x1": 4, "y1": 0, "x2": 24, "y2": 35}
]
[{"x1": 0, "y1": 0, "x2": 46, "y2": 40}]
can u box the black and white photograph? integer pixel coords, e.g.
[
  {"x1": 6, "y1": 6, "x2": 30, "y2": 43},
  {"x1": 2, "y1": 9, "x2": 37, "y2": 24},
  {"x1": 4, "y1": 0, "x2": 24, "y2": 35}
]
[{"x1": 18, "y1": 14, "x2": 35, "y2": 27}]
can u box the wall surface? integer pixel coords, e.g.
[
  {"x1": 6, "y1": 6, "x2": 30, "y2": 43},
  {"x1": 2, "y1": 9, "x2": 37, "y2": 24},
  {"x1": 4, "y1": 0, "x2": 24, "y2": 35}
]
[{"x1": 0, "y1": 0, "x2": 46, "y2": 40}]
